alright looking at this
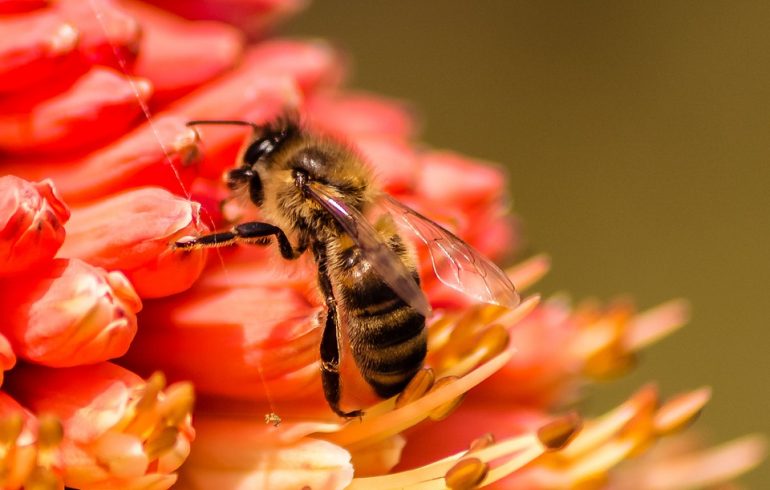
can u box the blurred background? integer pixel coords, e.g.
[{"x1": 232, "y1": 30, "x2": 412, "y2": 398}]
[{"x1": 284, "y1": 1, "x2": 769, "y2": 485}]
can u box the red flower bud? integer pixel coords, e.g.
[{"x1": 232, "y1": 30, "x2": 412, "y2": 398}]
[
  {"x1": 2, "y1": 115, "x2": 201, "y2": 204},
  {"x1": 0, "y1": 66, "x2": 153, "y2": 154},
  {"x1": 0, "y1": 258, "x2": 140, "y2": 367},
  {"x1": 60, "y1": 187, "x2": 209, "y2": 298},
  {"x1": 0, "y1": 9, "x2": 79, "y2": 92},
  {"x1": 0, "y1": 176, "x2": 69, "y2": 276},
  {"x1": 55, "y1": 0, "x2": 140, "y2": 68},
  {"x1": 120, "y1": 0, "x2": 244, "y2": 105}
]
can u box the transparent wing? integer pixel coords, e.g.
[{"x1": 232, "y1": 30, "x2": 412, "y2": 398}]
[
  {"x1": 305, "y1": 183, "x2": 432, "y2": 317},
  {"x1": 380, "y1": 195, "x2": 520, "y2": 309}
]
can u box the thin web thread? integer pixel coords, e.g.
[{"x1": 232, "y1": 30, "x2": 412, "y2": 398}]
[{"x1": 85, "y1": 0, "x2": 280, "y2": 417}]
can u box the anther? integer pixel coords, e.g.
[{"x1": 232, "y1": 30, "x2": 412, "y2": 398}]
[
  {"x1": 37, "y1": 415, "x2": 63, "y2": 448},
  {"x1": 445, "y1": 457, "x2": 489, "y2": 490},
  {"x1": 145, "y1": 427, "x2": 179, "y2": 459},
  {"x1": 428, "y1": 376, "x2": 465, "y2": 421},
  {"x1": 395, "y1": 367, "x2": 435, "y2": 409},
  {"x1": 157, "y1": 382, "x2": 195, "y2": 427},
  {"x1": 537, "y1": 411, "x2": 582, "y2": 450},
  {"x1": 467, "y1": 433, "x2": 495, "y2": 454},
  {"x1": 0, "y1": 413, "x2": 23, "y2": 445},
  {"x1": 474, "y1": 324, "x2": 510, "y2": 365}
]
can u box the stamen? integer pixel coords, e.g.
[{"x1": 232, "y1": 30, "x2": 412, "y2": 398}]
[
  {"x1": 636, "y1": 435, "x2": 766, "y2": 488},
  {"x1": 348, "y1": 432, "x2": 545, "y2": 490},
  {"x1": 320, "y1": 351, "x2": 512, "y2": 447},
  {"x1": 505, "y1": 253, "x2": 551, "y2": 291},
  {"x1": 653, "y1": 387, "x2": 711, "y2": 436},
  {"x1": 560, "y1": 385, "x2": 658, "y2": 460},
  {"x1": 625, "y1": 299, "x2": 690, "y2": 352}
]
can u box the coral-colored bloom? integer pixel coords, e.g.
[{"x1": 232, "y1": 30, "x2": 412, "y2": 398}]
[
  {"x1": 5, "y1": 363, "x2": 194, "y2": 489},
  {"x1": 0, "y1": 175, "x2": 69, "y2": 276},
  {"x1": 0, "y1": 258, "x2": 140, "y2": 367},
  {"x1": 59, "y1": 187, "x2": 209, "y2": 298},
  {"x1": 0, "y1": 1, "x2": 763, "y2": 489}
]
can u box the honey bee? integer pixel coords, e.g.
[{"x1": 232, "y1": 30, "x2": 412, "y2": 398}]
[{"x1": 176, "y1": 118, "x2": 520, "y2": 417}]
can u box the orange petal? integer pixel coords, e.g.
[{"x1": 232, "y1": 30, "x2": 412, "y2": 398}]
[
  {"x1": 306, "y1": 91, "x2": 416, "y2": 142},
  {"x1": 0, "y1": 9, "x2": 79, "y2": 93},
  {"x1": 0, "y1": 1, "x2": 49, "y2": 14},
  {"x1": 59, "y1": 187, "x2": 208, "y2": 298},
  {"x1": 123, "y1": 262, "x2": 323, "y2": 401},
  {"x1": 55, "y1": 0, "x2": 140, "y2": 69},
  {"x1": 0, "y1": 391, "x2": 39, "y2": 489},
  {"x1": 177, "y1": 414, "x2": 353, "y2": 490},
  {"x1": 166, "y1": 40, "x2": 342, "y2": 178},
  {"x1": 120, "y1": 0, "x2": 244, "y2": 105},
  {"x1": 6, "y1": 363, "x2": 193, "y2": 490},
  {"x1": 0, "y1": 334, "x2": 16, "y2": 387},
  {"x1": 396, "y1": 402, "x2": 547, "y2": 471},
  {"x1": 0, "y1": 258, "x2": 140, "y2": 367},
  {"x1": 0, "y1": 66, "x2": 153, "y2": 154},
  {"x1": 416, "y1": 151, "x2": 507, "y2": 208},
  {"x1": 148, "y1": 0, "x2": 307, "y2": 35},
  {"x1": 2, "y1": 115, "x2": 201, "y2": 204},
  {"x1": 0, "y1": 176, "x2": 69, "y2": 276}
]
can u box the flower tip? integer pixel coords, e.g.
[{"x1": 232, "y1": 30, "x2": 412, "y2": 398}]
[
  {"x1": 50, "y1": 22, "x2": 79, "y2": 54},
  {"x1": 654, "y1": 386, "x2": 712, "y2": 436},
  {"x1": 106, "y1": 270, "x2": 143, "y2": 313},
  {"x1": 132, "y1": 76, "x2": 154, "y2": 100},
  {"x1": 173, "y1": 126, "x2": 203, "y2": 166},
  {"x1": 538, "y1": 411, "x2": 583, "y2": 450}
]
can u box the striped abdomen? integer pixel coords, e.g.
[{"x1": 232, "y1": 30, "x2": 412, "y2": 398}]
[{"x1": 332, "y1": 235, "x2": 427, "y2": 398}]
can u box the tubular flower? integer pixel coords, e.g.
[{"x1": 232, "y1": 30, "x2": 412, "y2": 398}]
[
  {"x1": 0, "y1": 175, "x2": 69, "y2": 276},
  {"x1": 0, "y1": 1, "x2": 763, "y2": 490},
  {"x1": 4, "y1": 363, "x2": 194, "y2": 489}
]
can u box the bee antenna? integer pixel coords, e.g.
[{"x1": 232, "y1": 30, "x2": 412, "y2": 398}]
[{"x1": 186, "y1": 120, "x2": 261, "y2": 131}]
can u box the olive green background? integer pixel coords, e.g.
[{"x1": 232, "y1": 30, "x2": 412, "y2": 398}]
[{"x1": 284, "y1": 1, "x2": 768, "y2": 484}]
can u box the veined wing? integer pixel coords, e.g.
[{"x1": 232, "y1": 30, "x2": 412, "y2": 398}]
[
  {"x1": 305, "y1": 182, "x2": 432, "y2": 317},
  {"x1": 380, "y1": 195, "x2": 520, "y2": 309}
]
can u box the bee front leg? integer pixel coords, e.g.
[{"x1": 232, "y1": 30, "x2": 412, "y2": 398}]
[
  {"x1": 174, "y1": 222, "x2": 307, "y2": 259},
  {"x1": 315, "y1": 246, "x2": 363, "y2": 419}
]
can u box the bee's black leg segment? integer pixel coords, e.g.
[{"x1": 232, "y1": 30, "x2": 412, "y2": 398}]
[
  {"x1": 315, "y1": 244, "x2": 363, "y2": 419},
  {"x1": 174, "y1": 231, "x2": 237, "y2": 249},
  {"x1": 231, "y1": 222, "x2": 304, "y2": 259},
  {"x1": 174, "y1": 221, "x2": 307, "y2": 259}
]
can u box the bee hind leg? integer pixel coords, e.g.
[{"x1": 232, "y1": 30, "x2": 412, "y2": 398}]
[
  {"x1": 315, "y1": 244, "x2": 363, "y2": 419},
  {"x1": 174, "y1": 222, "x2": 306, "y2": 259},
  {"x1": 320, "y1": 303, "x2": 363, "y2": 419}
]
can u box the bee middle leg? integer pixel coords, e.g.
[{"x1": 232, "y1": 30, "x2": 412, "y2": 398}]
[
  {"x1": 315, "y1": 245, "x2": 363, "y2": 419},
  {"x1": 174, "y1": 222, "x2": 307, "y2": 259}
]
